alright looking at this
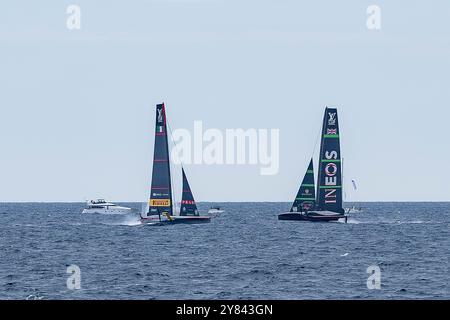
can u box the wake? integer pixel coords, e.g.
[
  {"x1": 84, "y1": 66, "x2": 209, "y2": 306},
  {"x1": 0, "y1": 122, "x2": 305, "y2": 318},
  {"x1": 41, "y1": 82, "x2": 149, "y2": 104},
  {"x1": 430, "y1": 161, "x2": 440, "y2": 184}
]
[
  {"x1": 342, "y1": 219, "x2": 436, "y2": 225},
  {"x1": 100, "y1": 214, "x2": 142, "y2": 226}
]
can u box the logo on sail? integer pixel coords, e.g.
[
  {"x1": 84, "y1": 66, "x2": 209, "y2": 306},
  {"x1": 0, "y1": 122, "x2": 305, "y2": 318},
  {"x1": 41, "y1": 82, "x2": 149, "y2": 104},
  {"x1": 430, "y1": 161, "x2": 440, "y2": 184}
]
[
  {"x1": 324, "y1": 189, "x2": 337, "y2": 204},
  {"x1": 325, "y1": 163, "x2": 337, "y2": 177},
  {"x1": 328, "y1": 112, "x2": 336, "y2": 126},
  {"x1": 323, "y1": 150, "x2": 339, "y2": 204},
  {"x1": 327, "y1": 129, "x2": 337, "y2": 135},
  {"x1": 302, "y1": 202, "x2": 314, "y2": 210},
  {"x1": 157, "y1": 108, "x2": 163, "y2": 123},
  {"x1": 150, "y1": 199, "x2": 171, "y2": 207}
]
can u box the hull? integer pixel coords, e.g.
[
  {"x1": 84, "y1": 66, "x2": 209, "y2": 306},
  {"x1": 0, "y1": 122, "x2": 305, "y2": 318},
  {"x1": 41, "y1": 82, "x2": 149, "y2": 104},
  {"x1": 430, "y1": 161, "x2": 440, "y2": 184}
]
[
  {"x1": 278, "y1": 211, "x2": 346, "y2": 222},
  {"x1": 207, "y1": 209, "x2": 224, "y2": 215},
  {"x1": 346, "y1": 207, "x2": 363, "y2": 213},
  {"x1": 140, "y1": 215, "x2": 211, "y2": 225},
  {"x1": 82, "y1": 207, "x2": 131, "y2": 214}
]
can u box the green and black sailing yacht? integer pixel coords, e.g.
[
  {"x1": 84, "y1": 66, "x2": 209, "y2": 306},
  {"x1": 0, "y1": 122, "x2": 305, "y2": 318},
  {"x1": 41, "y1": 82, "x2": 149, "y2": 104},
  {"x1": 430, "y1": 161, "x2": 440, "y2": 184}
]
[{"x1": 278, "y1": 107, "x2": 347, "y2": 222}]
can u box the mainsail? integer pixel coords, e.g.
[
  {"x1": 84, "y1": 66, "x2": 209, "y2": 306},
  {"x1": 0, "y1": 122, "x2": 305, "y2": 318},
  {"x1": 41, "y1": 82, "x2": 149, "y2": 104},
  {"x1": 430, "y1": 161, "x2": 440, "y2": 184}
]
[
  {"x1": 147, "y1": 103, "x2": 173, "y2": 218},
  {"x1": 290, "y1": 159, "x2": 316, "y2": 212},
  {"x1": 180, "y1": 168, "x2": 199, "y2": 216},
  {"x1": 316, "y1": 107, "x2": 344, "y2": 213}
]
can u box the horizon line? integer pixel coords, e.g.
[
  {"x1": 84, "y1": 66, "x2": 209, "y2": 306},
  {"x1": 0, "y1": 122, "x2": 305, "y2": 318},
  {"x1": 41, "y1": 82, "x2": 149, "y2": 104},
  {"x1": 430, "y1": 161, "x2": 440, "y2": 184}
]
[{"x1": 0, "y1": 200, "x2": 449, "y2": 203}]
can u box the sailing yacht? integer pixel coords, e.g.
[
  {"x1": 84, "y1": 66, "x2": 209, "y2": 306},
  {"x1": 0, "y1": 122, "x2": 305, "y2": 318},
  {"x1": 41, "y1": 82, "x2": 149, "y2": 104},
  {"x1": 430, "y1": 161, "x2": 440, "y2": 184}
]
[
  {"x1": 140, "y1": 103, "x2": 210, "y2": 224},
  {"x1": 278, "y1": 107, "x2": 347, "y2": 222}
]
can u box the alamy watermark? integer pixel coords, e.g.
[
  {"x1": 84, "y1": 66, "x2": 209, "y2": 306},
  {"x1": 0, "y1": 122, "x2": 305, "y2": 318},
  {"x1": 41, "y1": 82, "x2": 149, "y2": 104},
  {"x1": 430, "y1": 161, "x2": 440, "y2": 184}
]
[
  {"x1": 366, "y1": 265, "x2": 381, "y2": 289},
  {"x1": 66, "y1": 5, "x2": 81, "y2": 30},
  {"x1": 367, "y1": 5, "x2": 381, "y2": 30},
  {"x1": 66, "y1": 264, "x2": 81, "y2": 290},
  {"x1": 171, "y1": 121, "x2": 280, "y2": 175},
  {"x1": 66, "y1": 5, "x2": 381, "y2": 32}
]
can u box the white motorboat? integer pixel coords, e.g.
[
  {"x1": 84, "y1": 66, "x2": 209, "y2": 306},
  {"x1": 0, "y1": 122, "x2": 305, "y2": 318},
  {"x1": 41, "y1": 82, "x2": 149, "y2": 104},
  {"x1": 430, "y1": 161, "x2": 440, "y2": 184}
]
[
  {"x1": 345, "y1": 206, "x2": 364, "y2": 213},
  {"x1": 82, "y1": 199, "x2": 132, "y2": 214},
  {"x1": 207, "y1": 206, "x2": 224, "y2": 215}
]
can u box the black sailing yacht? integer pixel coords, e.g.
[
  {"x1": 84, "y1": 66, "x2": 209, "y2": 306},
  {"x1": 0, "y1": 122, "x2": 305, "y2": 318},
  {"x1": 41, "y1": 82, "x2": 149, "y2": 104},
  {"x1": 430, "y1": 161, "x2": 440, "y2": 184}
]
[
  {"x1": 278, "y1": 107, "x2": 347, "y2": 222},
  {"x1": 140, "y1": 103, "x2": 210, "y2": 224}
]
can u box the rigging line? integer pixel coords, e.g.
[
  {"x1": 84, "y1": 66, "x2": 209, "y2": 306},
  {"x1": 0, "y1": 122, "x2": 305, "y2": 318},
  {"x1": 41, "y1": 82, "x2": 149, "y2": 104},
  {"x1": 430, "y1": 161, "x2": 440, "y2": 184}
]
[
  {"x1": 311, "y1": 115, "x2": 322, "y2": 162},
  {"x1": 167, "y1": 121, "x2": 184, "y2": 170},
  {"x1": 309, "y1": 111, "x2": 323, "y2": 196},
  {"x1": 167, "y1": 118, "x2": 190, "y2": 214},
  {"x1": 343, "y1": 157, "x2": 347, "y2": 202},
  {"x1": 339, "y1": 106, "x2": 345, "y2": 201},
  {"x1": 165, "y1": 114, "x2": 179, "y2": 215}
]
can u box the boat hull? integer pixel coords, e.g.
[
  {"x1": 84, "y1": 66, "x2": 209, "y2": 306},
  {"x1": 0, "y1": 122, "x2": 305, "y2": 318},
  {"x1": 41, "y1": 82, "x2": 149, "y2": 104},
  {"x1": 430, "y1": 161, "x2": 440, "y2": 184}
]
[
  {"x1": 82, "y1": 207, "x2": 132, "y2": 214},
  {"x1": 207, "y1": 209, "x2": 224, "y2": 216},
  {"x1": 140, "y1": 215, "x2": 211, "y2": 225},
  {"x1": 278, "y1": 211, "x2": 346, "y2": 222}
]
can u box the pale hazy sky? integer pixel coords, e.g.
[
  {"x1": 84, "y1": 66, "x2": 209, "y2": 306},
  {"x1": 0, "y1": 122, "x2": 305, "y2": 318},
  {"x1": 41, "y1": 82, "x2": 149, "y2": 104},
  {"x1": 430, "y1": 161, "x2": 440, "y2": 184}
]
[{"x1": 0, "y1": 1, "x2": 449, "y2": 202}]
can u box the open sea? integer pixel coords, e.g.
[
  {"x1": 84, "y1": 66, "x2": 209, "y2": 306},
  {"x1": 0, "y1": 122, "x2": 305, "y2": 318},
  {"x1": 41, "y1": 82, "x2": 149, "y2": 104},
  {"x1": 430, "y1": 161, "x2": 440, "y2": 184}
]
[{"x1": 0, "y1": 202, "x2": 448, "y2": 300}]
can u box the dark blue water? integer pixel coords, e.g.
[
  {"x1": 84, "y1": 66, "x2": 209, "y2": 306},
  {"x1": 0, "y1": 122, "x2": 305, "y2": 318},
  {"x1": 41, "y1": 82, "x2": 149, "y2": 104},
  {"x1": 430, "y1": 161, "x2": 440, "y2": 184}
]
[{"x1": 0, "y1": 202, "x2": 448, "y2": 300}]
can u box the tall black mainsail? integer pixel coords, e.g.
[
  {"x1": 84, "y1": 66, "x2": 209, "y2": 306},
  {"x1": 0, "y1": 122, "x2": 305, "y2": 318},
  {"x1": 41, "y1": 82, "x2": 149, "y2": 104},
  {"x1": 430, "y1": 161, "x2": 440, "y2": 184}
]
[
  {"x1": 147, "y1": 103, "x2": 173, "y2": 218},
  {"x1": 316, "y1": 107, "x2": 344, "y2": 213},
  {"x1": 180, "y1": 168, "x2": 199, "y2": 216},
  {"x1": 290, "y1": 159, "x2": 316, "y2": 212}
]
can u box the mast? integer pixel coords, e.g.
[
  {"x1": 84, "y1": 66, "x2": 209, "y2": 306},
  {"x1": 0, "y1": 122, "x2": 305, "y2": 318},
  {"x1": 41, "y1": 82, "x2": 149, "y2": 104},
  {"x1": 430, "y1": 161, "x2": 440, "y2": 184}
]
[
  {"x1": 291, "y1": 159, "x2": 316, "y2": 212},
  {"x1": 342, "y1": 157, "x2": 346, "y2": 203},
  {"x1": 147, "y1": 103, "x2": 173, "y2": 218},
  {"x1": 316, "y1": 107, "x2": 344, "y2": 213},
  {"x1": 180, "y1": 168, "x2": 199, "y2": 216}
]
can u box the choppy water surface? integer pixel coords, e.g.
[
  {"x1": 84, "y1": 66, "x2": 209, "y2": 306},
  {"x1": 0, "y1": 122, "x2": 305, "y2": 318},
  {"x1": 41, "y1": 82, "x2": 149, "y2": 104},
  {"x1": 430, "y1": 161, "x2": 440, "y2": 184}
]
[{"x1": 0, "y1": 202, "x2": 448, "y2": 299}]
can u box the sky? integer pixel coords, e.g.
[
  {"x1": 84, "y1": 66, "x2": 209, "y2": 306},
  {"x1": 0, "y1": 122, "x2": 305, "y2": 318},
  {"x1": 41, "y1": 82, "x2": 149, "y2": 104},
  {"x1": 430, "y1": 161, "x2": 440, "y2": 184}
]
[{"x1": 0, "y1": 0, "x2": 449, "y2": 202}]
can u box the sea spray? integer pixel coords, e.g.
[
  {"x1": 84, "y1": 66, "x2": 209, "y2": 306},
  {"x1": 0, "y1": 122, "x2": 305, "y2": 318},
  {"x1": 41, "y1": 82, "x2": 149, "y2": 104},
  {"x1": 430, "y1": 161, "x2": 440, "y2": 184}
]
[{"x1": 120, "y1": 214, "x2": 142, "y2": 226}]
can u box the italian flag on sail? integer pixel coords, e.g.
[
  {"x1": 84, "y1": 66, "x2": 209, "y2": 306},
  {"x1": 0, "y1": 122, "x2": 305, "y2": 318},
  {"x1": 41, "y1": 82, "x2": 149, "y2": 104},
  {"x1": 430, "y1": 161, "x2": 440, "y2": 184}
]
[{"x1": 157, "y1": 125, "x2": 164, "y2": 133}]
